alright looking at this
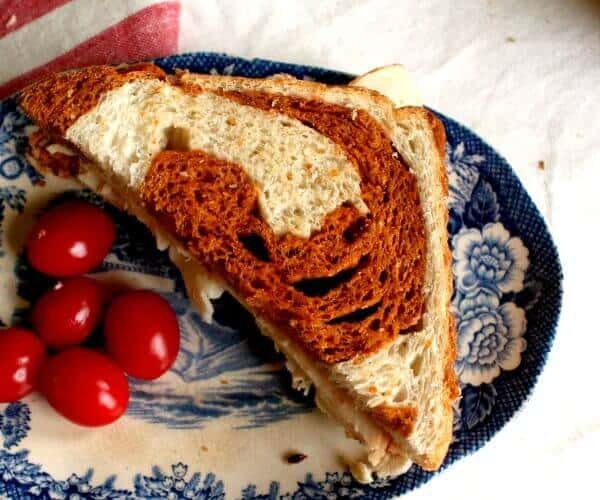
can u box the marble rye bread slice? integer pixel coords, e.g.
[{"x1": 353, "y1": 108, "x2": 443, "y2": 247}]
[{"x1": 18, "y1": 63, "x2": 458, "y2": 483}]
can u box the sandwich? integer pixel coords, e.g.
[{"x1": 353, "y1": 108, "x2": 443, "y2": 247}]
[{"x1": 18, "y1": 63, "x2": 459, "y2": 482}]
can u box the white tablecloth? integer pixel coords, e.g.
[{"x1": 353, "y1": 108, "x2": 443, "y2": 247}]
[{"x1": 179, "y1": 1, "x2": 599, "y2": 498}]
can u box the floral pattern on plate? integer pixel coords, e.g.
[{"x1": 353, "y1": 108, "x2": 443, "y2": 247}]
[{"x1": 446, "y1": 141, "x2": 532, "y2": 427}]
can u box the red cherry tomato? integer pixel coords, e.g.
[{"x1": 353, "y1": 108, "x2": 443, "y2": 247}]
[
  {"x1": 40, "y1": 348, "x2": 129, "y2": 426},
  {"x1": 0, "y1": 328, "x2": 46, "y2": 403},
  {"x1": 32, "y1": 277, "x2": 106, "y2": 349},
  {"x1": 27, "y1": 201, "x2": 115, "y2": 277},
  {"x1": 104, "y1": 291, "x2": 180, "y2": 380}
]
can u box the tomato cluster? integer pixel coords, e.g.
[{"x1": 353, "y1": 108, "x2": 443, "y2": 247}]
[{"x1": 0, "y1": 201, "x2": 180, "y2": 427}]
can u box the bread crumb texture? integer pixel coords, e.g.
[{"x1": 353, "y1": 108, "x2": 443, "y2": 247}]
[
  {"x1": 67, "y1": 78, "x2": 368, "y2": 238},
  {"x1": 140, "y1": 92, "x2": 426, "y2": 363}
]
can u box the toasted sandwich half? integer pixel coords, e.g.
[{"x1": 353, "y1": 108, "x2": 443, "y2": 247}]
[{"x1": 18, "y1": 63, "x2": 458, "y2": 482}]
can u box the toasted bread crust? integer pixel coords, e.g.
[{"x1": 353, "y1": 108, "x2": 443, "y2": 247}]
[
  {"x1": 18, "y1": 65, "x2": 167, "y2": 137},
  {"x1": 371, "y1": 405, "x2": 417, "y2": 437},
  {"x1": 429, "y1": 109, "x2": 459, "y2": 470},
  {"x1": 396, "y1": 107, "x2": 457, "y2": 471}
]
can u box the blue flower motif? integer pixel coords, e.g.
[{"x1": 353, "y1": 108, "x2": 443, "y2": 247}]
[
  {"x1": 241, "y1": 482, "x2": 280, "y2": 500},
  {"x1": 446, "y1": 142, "x2": 484, "y2": 216},
  {"x1": 0, "y1": 98, "x2": 43, "y2": 184},
  {"x1": 453, "y1": 222, "x2": 529, "y2": 296},
  {"x1": 452, "y1": 398, "x2": 463, "y2": 436},
  {"x1": 0, "y1": 450, "x2": 391, "y2": 500},
  {"x1": 0, "y1": 402, "x2": 31, "y2": 448},
  {"x1": 455, "y1": 290, "x2": 527, "y2": 385},
  {"x1": 463, "y1": 178, "x2": 500, "y2": 228},
  {"x1": 134, "y1": 463, "x2": 225, "y2": 499},
  {"x1": 0, "y1": 186, "x2": 26, "y2": 212},
  {"x1": 460, "y1": 383, "x2": 498, "y2": 430},
  {"x1": 0, "y1": 448, "x2": 132, "y2": 499},
  {"x1": 281, "y1": 472, "x2": 364, "y2": 500},
  {"x1": 0, "y1": 450, "x2": 55, "y2": 497},
  {"x1": 0, "y1": 186, "x2": 28, "y2": 257}
]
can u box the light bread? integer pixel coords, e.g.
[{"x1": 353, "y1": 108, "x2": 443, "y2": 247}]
[
  {"x1": 19, "y1": 64, "x2": 458, "y2": 482},
  {"x1": 67, "y1": 79, "x2": 367, "y2": 238}
]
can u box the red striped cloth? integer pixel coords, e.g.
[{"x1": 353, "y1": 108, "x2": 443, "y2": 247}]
[{"x1": 0, "y1": 0, "x2": 181, "y2": 99}]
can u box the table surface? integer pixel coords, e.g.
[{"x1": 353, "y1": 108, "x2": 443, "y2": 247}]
[{"x1": 179, "y1": 1, "x2": 600, "y2": 498}]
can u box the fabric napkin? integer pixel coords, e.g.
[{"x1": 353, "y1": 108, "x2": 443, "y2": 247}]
[{"x1": 0, "y1": 0, "x2": 180, "y2": 99}]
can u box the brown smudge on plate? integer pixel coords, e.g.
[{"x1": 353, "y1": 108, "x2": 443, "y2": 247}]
[{"x1": 285, "y1": 452, "x2": 308, "y2": 464}]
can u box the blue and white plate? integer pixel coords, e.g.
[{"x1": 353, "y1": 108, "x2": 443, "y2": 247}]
[{"x1": 0, "y1": 53, "x2": 562, "y2": 499}]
